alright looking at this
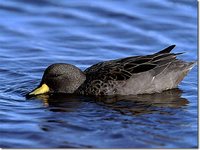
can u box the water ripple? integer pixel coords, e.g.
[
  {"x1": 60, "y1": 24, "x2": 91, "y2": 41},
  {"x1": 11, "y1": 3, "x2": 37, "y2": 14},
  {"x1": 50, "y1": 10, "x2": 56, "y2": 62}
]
[{"x1": 0, "y1": 0, "x2": 197, "y2": 148}]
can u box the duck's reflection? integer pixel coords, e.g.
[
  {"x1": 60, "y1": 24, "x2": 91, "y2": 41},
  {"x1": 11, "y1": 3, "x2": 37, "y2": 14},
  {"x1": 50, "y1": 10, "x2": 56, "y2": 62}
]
[
  {"x1": 34, "y1": 94, "x2": 86, "y2": 112},
  {"x1": 34, "y1": 88, "x2": 188, "y2": 115},
  {"x1": 95, "y1": 88, "x2": 189, "y2": 115}
]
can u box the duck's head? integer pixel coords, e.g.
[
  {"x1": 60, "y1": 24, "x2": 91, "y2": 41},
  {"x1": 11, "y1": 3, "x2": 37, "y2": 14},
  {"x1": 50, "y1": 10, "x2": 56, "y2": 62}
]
[{"x1": 26, "y1": 63, "x2": 86, "y2": 97}]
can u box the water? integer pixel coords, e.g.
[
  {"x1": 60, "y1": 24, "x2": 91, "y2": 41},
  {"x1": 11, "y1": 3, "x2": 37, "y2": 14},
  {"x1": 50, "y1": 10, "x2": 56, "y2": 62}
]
[{"x1": 0, "y1": 0, "x2": 198, "y2": 148}]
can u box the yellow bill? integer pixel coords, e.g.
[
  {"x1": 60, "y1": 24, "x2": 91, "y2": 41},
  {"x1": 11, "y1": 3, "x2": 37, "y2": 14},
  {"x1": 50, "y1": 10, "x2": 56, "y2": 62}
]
[{"x1": 29, "y1": 84, "x2": 49, "y2": 96}]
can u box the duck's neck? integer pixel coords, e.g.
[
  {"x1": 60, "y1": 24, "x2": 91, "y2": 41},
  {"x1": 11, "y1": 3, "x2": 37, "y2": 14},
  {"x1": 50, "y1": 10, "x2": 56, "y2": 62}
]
[
  {"x1": 69, "y1": 71, "x2": 86, "y2": 94},
  {"x1": 64, "y1": 66, "x2": 86, "y2": 94}
]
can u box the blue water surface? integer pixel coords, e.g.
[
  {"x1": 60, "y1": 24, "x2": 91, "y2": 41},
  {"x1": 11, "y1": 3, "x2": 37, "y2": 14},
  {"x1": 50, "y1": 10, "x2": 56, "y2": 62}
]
[{"x1": 0, "y1": 0, "x2": 198, "y2": 148}]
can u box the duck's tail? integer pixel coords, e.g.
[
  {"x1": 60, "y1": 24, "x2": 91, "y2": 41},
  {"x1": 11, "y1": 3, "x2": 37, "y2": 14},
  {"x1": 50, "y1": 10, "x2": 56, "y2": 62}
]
[
  {"x1": 172, "y1": 61, "x2": 196, "y2": 87},
  {"x1": 185, "y1": 61, "x2": 197, "y2": 71}
]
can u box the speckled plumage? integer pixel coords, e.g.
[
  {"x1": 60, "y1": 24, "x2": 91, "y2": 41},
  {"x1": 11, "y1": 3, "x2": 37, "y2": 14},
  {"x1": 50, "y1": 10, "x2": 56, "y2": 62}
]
[
  {"x1": 76, "y1": 45, "x2": 195, "y2": 95},
  {"x1": 27, "y1": 45, "x2": 196, "y2": 96}
]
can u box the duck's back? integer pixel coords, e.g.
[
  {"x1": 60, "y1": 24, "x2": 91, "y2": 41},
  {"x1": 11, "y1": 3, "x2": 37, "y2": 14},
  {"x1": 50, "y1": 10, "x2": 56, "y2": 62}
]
[{"x1": 76, "y1": 45, "x2": 195, "y2": 95}]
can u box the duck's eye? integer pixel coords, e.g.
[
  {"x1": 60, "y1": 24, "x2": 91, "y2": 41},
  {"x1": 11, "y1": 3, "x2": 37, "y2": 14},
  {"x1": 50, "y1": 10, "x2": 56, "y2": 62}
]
[{"x1": 49, "y1": 74, "x2": 62, "y2": 78}]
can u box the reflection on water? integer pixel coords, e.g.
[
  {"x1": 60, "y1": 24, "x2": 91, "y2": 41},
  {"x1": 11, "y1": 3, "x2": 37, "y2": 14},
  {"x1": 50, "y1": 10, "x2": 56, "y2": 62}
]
[
  {"x1": 34, "y1": 88, "x2": 188, "y2": 116},
  {"x1": 28, "y1": 88, "x2": 193, "y2": 148},
  {"x1": 33, "y1": 94, "x2": 85, "y2": 112},
  {"x1": 97, "y1": 89, "x2": 189, "y2": 115}
]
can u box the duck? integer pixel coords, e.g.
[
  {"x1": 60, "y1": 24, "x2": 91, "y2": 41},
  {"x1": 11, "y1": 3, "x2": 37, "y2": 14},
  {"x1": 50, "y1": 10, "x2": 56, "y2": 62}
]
[{"x1": 26, "y1": 45, "x2": 196, "y2": 97}]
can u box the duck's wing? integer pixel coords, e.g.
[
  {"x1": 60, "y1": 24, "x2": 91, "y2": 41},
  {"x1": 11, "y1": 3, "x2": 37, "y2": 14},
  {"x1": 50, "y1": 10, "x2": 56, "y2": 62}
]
[
  {"x1": 155, "y1": 44, "x2": 176, "y2": 54},
  {"x1": 84, "y1": 45, "x2": 182, "y2": 81}
]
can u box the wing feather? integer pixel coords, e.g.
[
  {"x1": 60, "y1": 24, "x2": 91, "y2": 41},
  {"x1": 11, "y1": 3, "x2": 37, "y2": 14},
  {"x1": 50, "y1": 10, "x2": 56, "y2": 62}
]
[{"x1": 84, "y1": 45, "x2": 181, "y2": 81}]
